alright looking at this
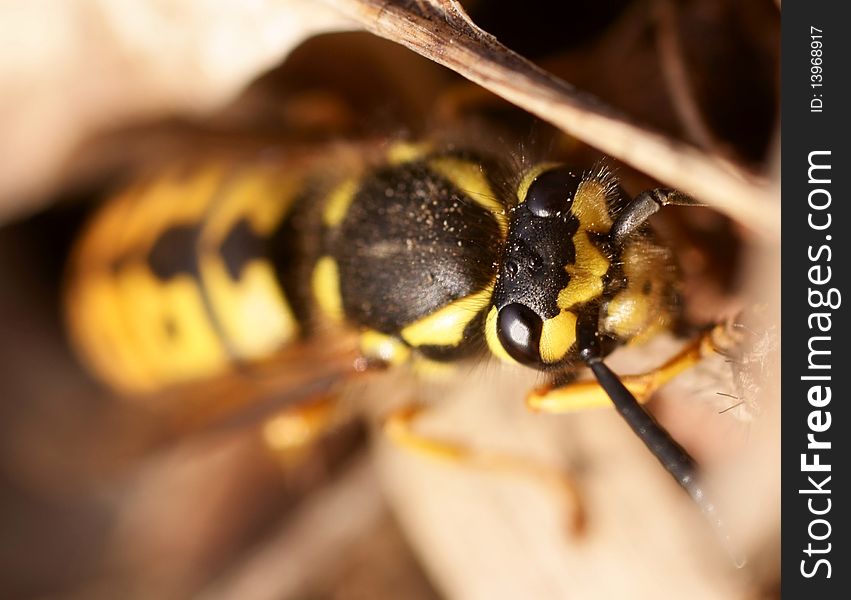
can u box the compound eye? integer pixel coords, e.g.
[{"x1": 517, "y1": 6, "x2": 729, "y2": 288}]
[
  {"x1": 496, "y1": 303, "x2": 542, "y2": 365},
  {"x1": 525, "y1": 168, "x2": 582, "y2": 217}
]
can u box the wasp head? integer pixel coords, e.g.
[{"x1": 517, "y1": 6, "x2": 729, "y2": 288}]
[{"x1": 486, "y1": 165, "x2": 591, "y2": 368}]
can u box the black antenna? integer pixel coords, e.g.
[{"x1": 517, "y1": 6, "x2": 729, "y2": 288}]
[{"x1": 576, "y1": 319, "x2": 744, "y2": 566}]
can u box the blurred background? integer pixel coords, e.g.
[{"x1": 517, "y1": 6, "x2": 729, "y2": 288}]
[{"x1": 0, "y1": 1, "x2": 779, "y2": 598}]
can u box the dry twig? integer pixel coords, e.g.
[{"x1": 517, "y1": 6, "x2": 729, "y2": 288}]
[{"x1": 324, "y1": 0, "x2": 779, "y2": 239}]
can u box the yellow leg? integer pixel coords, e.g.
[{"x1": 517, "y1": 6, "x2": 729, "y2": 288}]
[
  {"x1": 383, "y1": 403, "x2": 585, "y2": 534},
  {"x1": 261, "y1": 395, "x2": 341, "y2": 454},
  {"x1": 527, "y1": 328, "x2": 718, "y2": 413},
  {"x1": 258, "y1": 394, "x2": 353, "y2": 468}
]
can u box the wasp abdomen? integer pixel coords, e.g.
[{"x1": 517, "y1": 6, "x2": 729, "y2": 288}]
[{"x1": 65, "y1": 163, "x2": 306, "y2": 393}]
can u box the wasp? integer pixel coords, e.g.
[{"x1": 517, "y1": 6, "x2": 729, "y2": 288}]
[
  {"x1": 0, "y1": 0, "x2": 782, "y2": 595},
  {"x1": 64, "y1": 131, "x2": 735, "y2": 546}
]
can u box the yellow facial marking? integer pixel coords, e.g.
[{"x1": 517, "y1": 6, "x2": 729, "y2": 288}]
[
  {"x1": 401, "y1": 285, "x2": 493, "y2": 348},
  {"x1": 516, "y1": 162, "x2": 561, "y2": 204},
  {"x1": 322, "y1": 178, "x2": 358, "y2": 227},
  {"x1": 485, "y1": 306, "x2": 516, "y2": 364},
  {"x1": 572, "y1": 179, "x2": 613, "y2": 233},
  {"x1": 387, "y1": 141, "x2": 433, "y2": 164},
  {"x1": 428, "y1": 157, "x2": 508, "y2": 237},
  {"x1": 360, "y1": 330, "x2": 411, "y2": 365},
  {"x1": 312, "y1": 256, "x2": 345, "y2": 322},
  {"x1": 559, "y1": 230, "x2": 609, "y2": 310},
  {"x1": 540, "y1": 310, "x2": 578, "y2": 363}
]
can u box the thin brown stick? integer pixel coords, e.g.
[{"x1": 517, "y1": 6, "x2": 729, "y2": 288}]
[
  {"x1": 653, "y1": 0, "x2": 721, "y2": 153},
  {"x1": 323, "y1": 0, "x2": 779, "y2": 240}
]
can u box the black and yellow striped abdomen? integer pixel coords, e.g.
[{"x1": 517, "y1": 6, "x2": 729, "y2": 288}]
[{"x1": 65, "y1": 162, "x2": 309, "y2": 393}]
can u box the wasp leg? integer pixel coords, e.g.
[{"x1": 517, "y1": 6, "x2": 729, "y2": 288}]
[
  {"x1": 611, "y1": 188, "x2": 703, "y2": 244},
  {"x1": 259, "y1": 355, "x2": 390, "y2": 463},
  {"x1": 527, "y1": 327, "x2": 717, "y2": 413},
  {"x1": 261, "y1": 394, "x2": 343, "y2": 460},
  {"x1": 382, "y1": 402, "x2": 585, "y2": 533}
]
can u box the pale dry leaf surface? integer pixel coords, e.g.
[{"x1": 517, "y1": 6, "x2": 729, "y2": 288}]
[{"x1": 0, "y1": 0, "x2": 353, "y2": 222}]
